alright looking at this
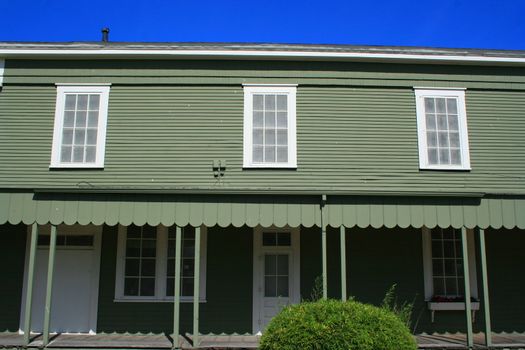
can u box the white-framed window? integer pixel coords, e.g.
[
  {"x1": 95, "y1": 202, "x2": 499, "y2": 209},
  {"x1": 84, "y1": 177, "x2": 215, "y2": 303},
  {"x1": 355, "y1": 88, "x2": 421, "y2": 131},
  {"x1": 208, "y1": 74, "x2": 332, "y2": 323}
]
[
  {"x1": 422, "y1": 227, "x2": 478, "y2": 301},
  {"x1": 115, "y1": 224, "x2": 207, "y2": 302},
  {"x1": 243, "y1": 84, "x2": 297, "y2": 168},
  {"x1": 50, "y1": 85, "x2": 110, "y2": 168},
  {"x1": 414, "y1": 88, "x2": 471, "y2": 170}
]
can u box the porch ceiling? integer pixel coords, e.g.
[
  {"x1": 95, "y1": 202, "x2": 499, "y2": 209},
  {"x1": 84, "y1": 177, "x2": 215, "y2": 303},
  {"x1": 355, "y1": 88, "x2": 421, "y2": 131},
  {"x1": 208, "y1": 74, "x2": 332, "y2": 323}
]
[{"x1": 0, "y1": 192, "x2": 524, "y2": 229}]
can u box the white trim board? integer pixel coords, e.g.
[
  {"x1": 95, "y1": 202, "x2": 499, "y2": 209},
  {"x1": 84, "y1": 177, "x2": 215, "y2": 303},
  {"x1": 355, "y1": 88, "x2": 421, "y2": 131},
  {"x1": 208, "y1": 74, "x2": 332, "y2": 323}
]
[
  {"x1": 0, "y1": 59, "x2": 4, "y2": 87},
  {"x1": 1, "y1": 49, "x2": 525, "y2": 66}
]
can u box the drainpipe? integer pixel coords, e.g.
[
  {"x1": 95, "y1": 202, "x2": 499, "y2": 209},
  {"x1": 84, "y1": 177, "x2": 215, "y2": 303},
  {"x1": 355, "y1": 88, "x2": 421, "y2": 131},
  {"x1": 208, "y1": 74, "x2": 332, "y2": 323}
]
[{"x1": 321, "y1": 195, "x2": 328, "y2": 299}]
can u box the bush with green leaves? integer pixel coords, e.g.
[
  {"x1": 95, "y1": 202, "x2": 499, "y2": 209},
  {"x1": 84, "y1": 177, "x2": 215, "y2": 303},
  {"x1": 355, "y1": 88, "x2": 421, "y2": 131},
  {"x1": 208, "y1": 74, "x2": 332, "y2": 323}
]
[{"x1": 259, "y1": 299, "x2": 417, "y2": 350}]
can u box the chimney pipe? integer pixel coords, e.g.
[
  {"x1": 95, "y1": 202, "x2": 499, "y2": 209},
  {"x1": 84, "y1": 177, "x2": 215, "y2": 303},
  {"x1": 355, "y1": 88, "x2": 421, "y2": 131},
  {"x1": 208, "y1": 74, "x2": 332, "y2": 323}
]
[{"x1": 101, "y1": 28, "x2": 110, "y2": 42}]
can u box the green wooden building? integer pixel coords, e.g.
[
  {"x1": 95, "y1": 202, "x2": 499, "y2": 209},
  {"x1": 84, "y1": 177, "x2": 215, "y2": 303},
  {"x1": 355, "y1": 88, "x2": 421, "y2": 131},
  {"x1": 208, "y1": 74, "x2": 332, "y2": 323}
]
[{"x1": 0, "y1": 42, "x2": 524, "y2": 349}]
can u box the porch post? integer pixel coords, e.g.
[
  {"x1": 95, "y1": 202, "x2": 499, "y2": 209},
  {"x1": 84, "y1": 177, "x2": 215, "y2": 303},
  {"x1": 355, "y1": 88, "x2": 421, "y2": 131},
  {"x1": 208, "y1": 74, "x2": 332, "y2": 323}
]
[
  {"x1": 42, "y1": 225, "x2": 57, "y2": 346},
  {"x1": 172, "y1": 226, "x2": 182, "y2": 350},
  {"x1": 23, "y1": 223, "x2": 39, "y2": 345},
  {"x1": 193, "y1": 226, "x2": 201, "y2": 347},
  {"x1": 479, "y1": 229, "x2": 492, "y2": 347},
  {"x1": 461, "y1": 227, "x2": 473, "y2": 349},
  {"x1": 321, "y1": 195, "x2": 327, "y2": 299},
  {"x1": 340, "y1": 226, "x2": 347, "y2": 301}
]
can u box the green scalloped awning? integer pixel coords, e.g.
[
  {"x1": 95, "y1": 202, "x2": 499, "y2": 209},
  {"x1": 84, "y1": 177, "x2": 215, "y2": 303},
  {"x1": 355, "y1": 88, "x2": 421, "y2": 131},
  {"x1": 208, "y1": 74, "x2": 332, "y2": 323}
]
[{"x1": 1, "y1": 192, "x2": 524, "y2": 229}]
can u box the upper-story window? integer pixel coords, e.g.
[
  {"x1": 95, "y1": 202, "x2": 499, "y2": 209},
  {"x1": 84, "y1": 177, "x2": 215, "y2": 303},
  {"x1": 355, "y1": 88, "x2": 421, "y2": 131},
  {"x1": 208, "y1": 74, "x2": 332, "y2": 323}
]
[
  {"x1": 414, "y1": 88, "x2": 471, "y2": 170},
  {"x1": 243, "y1": 84, "x2": 297, "y2": 168},
  {"x1": 50, "y1": 85, "x2": 110, "y2": 168}
]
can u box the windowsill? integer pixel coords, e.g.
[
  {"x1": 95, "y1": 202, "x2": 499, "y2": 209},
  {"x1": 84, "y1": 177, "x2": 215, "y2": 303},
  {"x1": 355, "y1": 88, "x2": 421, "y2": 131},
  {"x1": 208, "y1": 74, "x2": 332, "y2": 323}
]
[
  {"x1": 419, "y1": 165, "x2": 471, "y2": 171},
  {"x1": 114, "y1": 297, "x2": 207, "y2": 303},
  {"x1": 427, "y1": 301, "x2": 480, "y2": 311},
  {"x1": 50, "y1": 164, "x2": 104, "y2": 169}
]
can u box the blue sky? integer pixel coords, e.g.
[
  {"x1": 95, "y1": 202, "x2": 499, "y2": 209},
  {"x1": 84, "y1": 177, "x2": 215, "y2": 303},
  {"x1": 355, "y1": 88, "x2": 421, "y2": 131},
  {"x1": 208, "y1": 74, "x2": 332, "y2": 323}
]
[{"x1": 1, "y1": 0, "x2": 524, "y2": 50}]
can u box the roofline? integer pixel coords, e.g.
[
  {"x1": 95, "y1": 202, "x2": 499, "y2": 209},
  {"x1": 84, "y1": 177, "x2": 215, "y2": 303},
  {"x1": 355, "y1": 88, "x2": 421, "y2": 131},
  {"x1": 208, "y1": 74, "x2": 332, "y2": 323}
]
[{"x1": 1, "y1": 48, "x2": 525, "y2": 66}]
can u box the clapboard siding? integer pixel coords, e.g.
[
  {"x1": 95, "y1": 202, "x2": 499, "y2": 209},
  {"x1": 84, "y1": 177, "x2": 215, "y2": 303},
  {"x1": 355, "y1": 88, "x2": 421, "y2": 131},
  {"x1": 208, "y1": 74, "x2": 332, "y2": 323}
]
[{"x1": 0, "y1": 60, "x2": 524, "y2": 194}]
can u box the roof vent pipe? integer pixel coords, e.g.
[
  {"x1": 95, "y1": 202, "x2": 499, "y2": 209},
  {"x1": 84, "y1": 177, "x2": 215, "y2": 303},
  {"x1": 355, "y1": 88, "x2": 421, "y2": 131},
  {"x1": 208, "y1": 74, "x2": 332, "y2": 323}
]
[{"x1": 101, "y1": 28, "x2": 110, "y2": 42}]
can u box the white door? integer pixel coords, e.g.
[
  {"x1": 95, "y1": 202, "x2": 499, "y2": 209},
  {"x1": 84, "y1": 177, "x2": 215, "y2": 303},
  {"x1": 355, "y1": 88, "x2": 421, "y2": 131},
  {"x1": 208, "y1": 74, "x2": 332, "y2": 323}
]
[
  {"x1": 20, "y1": 226, "x2": 101, "y2": 334},
  {"x1": 253, "y1": 228, "x2": 300, "y2": 333}
]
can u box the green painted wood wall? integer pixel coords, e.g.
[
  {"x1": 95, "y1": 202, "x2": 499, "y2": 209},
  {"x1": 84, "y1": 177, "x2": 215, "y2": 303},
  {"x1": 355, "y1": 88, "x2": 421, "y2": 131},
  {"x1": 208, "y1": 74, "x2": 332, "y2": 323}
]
[
  {"x1": 1, "y1": 60, "x2": 524, "y2": 194},
  {"x1": 0, "y1": 224, "x2": 26, "y2": 331}
]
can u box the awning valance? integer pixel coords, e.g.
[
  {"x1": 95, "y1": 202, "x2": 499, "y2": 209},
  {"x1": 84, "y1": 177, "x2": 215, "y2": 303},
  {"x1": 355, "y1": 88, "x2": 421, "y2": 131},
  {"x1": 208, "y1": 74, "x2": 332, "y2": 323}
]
[{"x1": 1, "y1": 192, "x2": 524, "y2": 229}]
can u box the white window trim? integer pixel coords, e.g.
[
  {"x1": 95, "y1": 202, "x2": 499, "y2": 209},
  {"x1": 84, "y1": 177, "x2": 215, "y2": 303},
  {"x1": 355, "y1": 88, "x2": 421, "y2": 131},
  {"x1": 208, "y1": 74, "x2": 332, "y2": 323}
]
[
  {"x1": 114, "y1": 225, "x2": 207, "y2": 303},
  {"x1": 243, "y1": 84, "x2": 297, "y2": 168},
  {"x1": 414, "y1": 88, "x2": 471, "y2": 170},
  {"x1": 50, "y1": 85, "x2": 110, "y2": 169},
  {"x1": 0, "y1": 59, "x2": 5, "y2": 87},
  {"x1": 421, "y1": 227, "x2": 478, "y2": 302}
]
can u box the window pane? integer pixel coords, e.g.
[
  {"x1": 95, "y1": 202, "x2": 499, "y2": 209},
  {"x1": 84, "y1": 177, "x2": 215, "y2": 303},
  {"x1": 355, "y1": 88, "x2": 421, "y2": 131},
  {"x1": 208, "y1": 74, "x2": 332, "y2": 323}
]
[
  {"x1": 253, "y1": 146, "x2": 263, "y2": 162},
  {"x1": 263, "y1": 232, "x2": 277, "y2": 246},
  {"x1": 88, "y1": 111, "x2": 99, "y2": 127},
  {"x1": 265, "y1": 276, "x2": 276, "y2": 297},
  {"x1": 166, "y1": 277, "x2": 174, "y2": 296},
  {"x1": 127, "y1": 225, "x2": 141, "y2": 238},
  {"x1": 76, "y1": 111, "x2": 87, "y2": 127},
  {"x1": 446, "y1": 98, "x2": 458, "y2": 114},
  {"x1": 439, "y1": 148, "x2": 450, "y2": 164},
  {"x1": 264, "y1": 111, "x2": 275, "y2": 128},
  {"x1": 432, "y1": 240, "x2": 443, "y2": 258},
  {"x1": 277, "y1": 232, "x2": 291, "y2": 246},
  {"x1": 444, "y1": 259, "x2": 456, "y2": 275},
  {"x1": 438, "y1": 132, "x2": 449, "y2": 148},
  {"x1": 124, "y1": 278, "x2": 139, "y2": 296},
  {"x1": 445, "y1": 278, "x2": 458, "y2": 295},
  {"x1": 426, "y1": 132, "x2": 437, "y2": 147},
  {"x1": 62, "y1": 129, "x2": 73, "y2": 144},
  {"x1": 424, "y1": 98, "x2": 435, "y2": 113},
  {"x1": 276, "y1": 147, "x2": 288, "y2": 163},
  {"x1": 277, "y1": 112, "x2": 288, "y2": 128},
  {"x1": 167, "y1": 258, "x2": 175, "y2": 276},
  {"x1": 140, "y1": 278, "x2": 155, "y2": 296},
  {"x1": 64, "y1": 111, "x2": 75, "y2": 127},
  {"x1": 277, "y1": 255, "x2": 289, "y2": 275},
  {"x1": 141, "y1": 239, "x2": 156, "y2": 257},
  {"x1": 88, "y1": 94, "x2": 100, "y2": 111},
  {"x1": 74, "y1": 129, "x2": 86, "y2": 145},
  {"x1": 126, "y1": 239, "x2": 141, "y2": 257},
  {"x1": 253, "y1": 129, "x2": 263, "y2": 145},
  {"x1": 72, "y1": 146, "x2": 84, "y2": 162},
  {"x1": 433, "y1": 278, "x2": 445, "y2": 295},
  {"x1": 276, "y1": 130, "x2": 287, "y2": 145},
  {"x1": 142, "y1": 225, "x2": 157, "y2": 238},
  {"x1": 141, "y1": 259, "x2": 156, "y2": 276},
  {"x1": 427, "y1": 148, "x2": 438, "y2": 165},
  {"x1": 86, "y1": 129, "x2": 98, "y2": 145},
  {"x1": 432, "y1": 259, "x2": 444, "y2": 276},
  {"x1": 449, "y1": 132, "x2": 460, "y2": 148},
  {"x1": 265, "y1": 255, "x2": 277, "y2": 275},
  {"x1": 444, "y1": 241, "x2": 455, "y2": 258},
  {"x1": 264, "y1": 146, "x2": 276, "y2": 163},
  {"x1": 436, "y1": 98, "x2": 446, "y2": 113},
  {"x1": 437, "y1": 114, "x2": 447, "y2": 131},
  {"x1": 182, "y1": 278, "x2": 194, "y2": 296},
  {"x1": 60, "y1": 146, "x2": 72, "y2": 162},
  {"x1": 253, "y1": 111, "x2": 263, "y2": 127},
  {"x1": 77, "y1": 95, "x2": 89, "y2": 110},
  {"x1": 276, "y1": 95, "x2": 287, "y2": 110},
  {"x1": 277, "y1": 276, "x2": 289, "y2": 297},
  {"x1": 426, "y1": 114, "x2": 436, "y2": 130},
  {"x1": 182, "y1": 258, "x2": 194, "y2": 277},
  {"x1": 253, "y1": 95, "x2": 264, "y2": 110},
  {"x1": 264, "y1": 95, "x2": 276, "y2": 110},
  {"x1": 65, "y1": 95, "x2": 77, "y2": 110},
  {"x1": 450, "y1": 149, "x2": 461, "y2": 165},
  {"x1": 125, "y1": 258, "x2": 140, "y2": 276},
  {"x1": 448, "y1": 115, "x2": 459, "y2": 131},
  {"x1": 265, "y1": 129, "x2": 276, "y2": 145}
]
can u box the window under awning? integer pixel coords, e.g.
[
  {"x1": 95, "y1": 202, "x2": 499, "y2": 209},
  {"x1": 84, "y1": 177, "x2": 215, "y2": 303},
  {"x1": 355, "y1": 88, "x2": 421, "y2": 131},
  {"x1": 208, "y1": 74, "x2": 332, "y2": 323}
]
[{"x1": 1, "y1": 192, "x2": 524, "y2": 229}]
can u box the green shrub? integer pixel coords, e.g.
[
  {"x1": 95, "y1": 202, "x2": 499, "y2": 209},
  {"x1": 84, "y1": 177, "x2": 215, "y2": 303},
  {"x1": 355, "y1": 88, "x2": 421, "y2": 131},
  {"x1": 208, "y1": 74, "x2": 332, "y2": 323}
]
[{"x1": 259, "y1": 299, "x2": 417, "y2": 350}]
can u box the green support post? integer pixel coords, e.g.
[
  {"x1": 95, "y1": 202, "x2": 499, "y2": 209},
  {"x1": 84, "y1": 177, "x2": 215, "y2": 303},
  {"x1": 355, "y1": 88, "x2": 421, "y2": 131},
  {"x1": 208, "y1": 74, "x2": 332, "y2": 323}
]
[
  {"x1": 193, "y1": 227, "x2": 201, "y2": 347},
  {"x1": 461, "y1": 227, "x2": 473, "y2": 349},
  {"x1": 479, "y1": 229, "x2": 492, "y2": 347},
  {"x1": 340, "y1": 226, "x2": 347, "y2": 301},
  {"x1": 172, "y1": 226, "x2": 182, "y2": 350},
  {"x1": 43, "y1": 225, "x2": 57, "y2": 346},
  {"x1": 23, "y1": 224, "x2": 39, "y2": 345},
  {"x1": 321, "y1": 196, "x2": 327, "y2": 299}
]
